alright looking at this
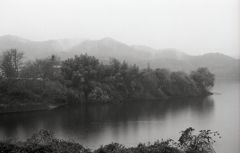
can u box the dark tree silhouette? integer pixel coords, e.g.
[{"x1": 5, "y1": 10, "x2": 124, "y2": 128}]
[{"x1": 0, "y1": 49, "x2": 24, "y2": 78}]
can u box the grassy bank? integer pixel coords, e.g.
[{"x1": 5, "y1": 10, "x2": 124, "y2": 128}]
[{"x1": 0, "y1": 127, "x2": 220, "y2": 153}]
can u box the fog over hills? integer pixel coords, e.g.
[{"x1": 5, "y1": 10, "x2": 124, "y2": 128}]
[
  {"x1": 0, "y1": 35, "x2": 85, "y2": 60},
  {"x1": 0, "y1": 35, "x2": 239, "y2": 79}
]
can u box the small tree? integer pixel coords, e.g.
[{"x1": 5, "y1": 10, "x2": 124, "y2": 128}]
[
  {"x1": 108, "y1": 58, "x2": 121, "y2": 76},
  {"x1": 178, "y1": 127, "x2": 220, "y2": 153},
  {"x1": 0, "y1": 49, "x2": 24, "y2": 78}
]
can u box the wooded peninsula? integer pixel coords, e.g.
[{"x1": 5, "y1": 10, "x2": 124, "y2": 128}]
[{"x1": 0, "y1": 49, "x2": 215, "y2": 111}]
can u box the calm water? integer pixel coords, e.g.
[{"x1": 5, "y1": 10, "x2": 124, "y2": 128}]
[{"x1": 0, "y1": 80, "x2": 239, "y2": 152}]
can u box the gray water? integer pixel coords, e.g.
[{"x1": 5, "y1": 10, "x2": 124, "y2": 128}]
[{"x1": 0, "y1": 80, "x2": 239, "y2": 152}]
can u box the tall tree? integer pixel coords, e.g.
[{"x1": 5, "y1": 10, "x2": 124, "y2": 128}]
[
  {"x1": 190, "y1": 67, "x2": 215, "y2": 90},
  {"x1": 61, "y1": 54, "x2": 99, "y2": 87},
  {"x1": 0, "y1": 49, "x2": 24, "y2": 78}
]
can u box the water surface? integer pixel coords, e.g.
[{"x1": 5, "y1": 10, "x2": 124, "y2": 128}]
[{"x1": 0, "y1": 80, "x2": 239, "y2": 152}]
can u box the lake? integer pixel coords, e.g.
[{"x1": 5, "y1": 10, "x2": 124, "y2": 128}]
[{"x1": 0, "y1": 80, "x2": 239, "y2": 152}]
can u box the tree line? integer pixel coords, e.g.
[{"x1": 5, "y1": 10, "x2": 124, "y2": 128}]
[{"x1": 0, "y1": 49, "x2": 215, "y2": 105}]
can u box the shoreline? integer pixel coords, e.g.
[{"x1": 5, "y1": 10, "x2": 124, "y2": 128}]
[
  {"x1": 0, "y1": 92, "x2": 213, "y2": 114},
  {"x1": 0, "y1": 103, "x2": 67, "y2": 114}
]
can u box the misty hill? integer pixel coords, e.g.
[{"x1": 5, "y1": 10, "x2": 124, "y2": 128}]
[
  {"x1": 0, "y1": 35, "x2": 239, "y2": 79},
  {"x1": 0, "y1": 35, "x2": 84, "y2": 60},
  {"x1": 68, "y1": 39, "x2": 239, "y2": 79},
  {"x1": 69, "y1": 37, "x2": 153, "y2": 61},
  {"x1": 189, "y1": 53, "x2": 240, "y2": 79}
]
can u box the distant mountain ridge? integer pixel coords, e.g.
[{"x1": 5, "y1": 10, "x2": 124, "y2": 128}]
[
  {"x1": 0, "y1": 35, "x2": 239, "y2": 79},
  {"x1": 0, "y1": 35, "x2": 85, "y2": 60}
]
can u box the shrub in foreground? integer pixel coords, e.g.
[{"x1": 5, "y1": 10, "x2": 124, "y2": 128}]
[{"x1": 0, "y1": 127, "x2": 220, "y2": 153}]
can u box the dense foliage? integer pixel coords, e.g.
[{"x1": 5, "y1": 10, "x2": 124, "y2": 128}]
[
  {"x1": 0, "y1": 128, "x2": 220, "y2": 153},
  {"x1": 58, "y1": 53, "x2": 214, "y2": 103},
  {"x1": 0, "y1": 49, "x2": 215, "y2": 105}
]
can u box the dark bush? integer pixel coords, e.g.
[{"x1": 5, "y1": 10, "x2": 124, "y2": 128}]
[{"x1": 0, "y1": 128, "x2": 220, "y2": 153}]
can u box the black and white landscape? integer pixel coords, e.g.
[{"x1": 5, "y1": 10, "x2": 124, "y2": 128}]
[{"x1": 0, "y1": 1, "x2": 239, "y2": 153}]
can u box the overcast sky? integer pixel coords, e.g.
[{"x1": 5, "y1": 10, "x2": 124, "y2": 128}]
[{"x1": 0, "y1": 0, "x2": 239, "y2": 58}]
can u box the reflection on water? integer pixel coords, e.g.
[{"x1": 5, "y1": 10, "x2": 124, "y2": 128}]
[{"x1": 0, "y1": 96, "x2": 214, "y2": 148}]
